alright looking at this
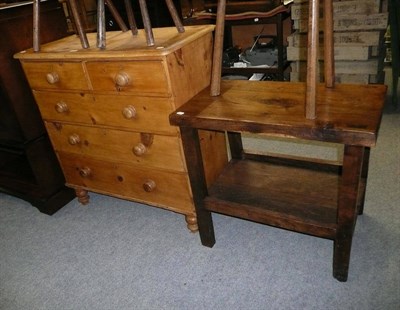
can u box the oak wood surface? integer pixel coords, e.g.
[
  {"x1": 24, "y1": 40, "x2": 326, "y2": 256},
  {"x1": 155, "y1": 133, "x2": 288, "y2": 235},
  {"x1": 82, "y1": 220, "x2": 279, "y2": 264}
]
[
  {"x1": 204, "y1": 158, "x2": 338, "y2": 238},
  {"x1": 170, "y1": 80, "x2": 387, "y2": 147}
]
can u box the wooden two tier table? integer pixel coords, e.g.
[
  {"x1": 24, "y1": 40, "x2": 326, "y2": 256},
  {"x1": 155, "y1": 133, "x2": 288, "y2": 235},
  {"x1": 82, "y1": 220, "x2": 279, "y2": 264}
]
[{"x1": 170, "y1": 80, "x2": 387, "y2": 281}]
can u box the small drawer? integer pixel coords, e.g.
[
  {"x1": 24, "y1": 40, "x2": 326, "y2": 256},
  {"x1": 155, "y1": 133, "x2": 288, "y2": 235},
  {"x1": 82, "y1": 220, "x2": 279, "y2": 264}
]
[
  {"x1": 85, "y1": 61, "x2": 170, "y2": 96},
  {"x1": 58, "y1": 153, "x2": 194, "y2": 214},
  {"x1": 21, "y1": 61, "x2": 89, "y2": 90},
  {"x1": 46, "y1": 122, "x2": 185, "y2": 172},
  {"x1": 34, "y1": 91, "x2": 177, "y2": 134}
]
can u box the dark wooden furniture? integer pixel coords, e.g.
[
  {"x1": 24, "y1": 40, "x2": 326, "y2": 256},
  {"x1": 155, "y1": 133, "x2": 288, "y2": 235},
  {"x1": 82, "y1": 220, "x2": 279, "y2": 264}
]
[
  {"x1": 0, "y1": 0, "x2": 75, "y2": 214},
  {"x1": 170, "y1": 0, "x2": 387, "y2": 281},
  {"x1": 170, "y1": 80, "x2": 386, "y2": 282}
]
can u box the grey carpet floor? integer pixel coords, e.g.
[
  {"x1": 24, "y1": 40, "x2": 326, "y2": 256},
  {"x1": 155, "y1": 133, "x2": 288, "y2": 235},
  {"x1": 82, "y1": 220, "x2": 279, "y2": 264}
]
[{"x1": 0, "y1": 111, "x2": 399, "y2": 310}]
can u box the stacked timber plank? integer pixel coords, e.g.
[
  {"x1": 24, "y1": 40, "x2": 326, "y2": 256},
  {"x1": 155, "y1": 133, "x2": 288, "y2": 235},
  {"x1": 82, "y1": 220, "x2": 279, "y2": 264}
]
[{"x1": 288, "y1": 0, "x2": 388, "y2": 84}]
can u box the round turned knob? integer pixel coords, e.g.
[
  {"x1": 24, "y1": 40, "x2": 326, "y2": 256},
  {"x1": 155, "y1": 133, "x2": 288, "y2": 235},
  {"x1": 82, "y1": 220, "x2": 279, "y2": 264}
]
[
  {"x1": 115, "y1": 72, "x2": 130, "y2": 87},
  {"x1": 122, "y1": 105, "x2": 136, "y2": 119},
  {"x1": 132, "y1": 143, "x2": 147, "y2": 156},
  {"x1": 68, "y1": 134, "x2": 81, "y2": 145},
  {"x1": 79, "y1": 167, "x2": 92, "y2": 178},
  {"x1": 143, "y1": 179, "x2": 156, "y2": 192},
  {"x1": 55, "y1": 101, "x2": 69, "y2": 113},
  {"x1": 46, "y1": 72, "x2": 59, "y2": 84}
]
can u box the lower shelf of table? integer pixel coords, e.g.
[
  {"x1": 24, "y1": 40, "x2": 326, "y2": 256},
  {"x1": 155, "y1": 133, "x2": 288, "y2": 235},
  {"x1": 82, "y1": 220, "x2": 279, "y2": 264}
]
[{"x1": 204, "y1": 155, "x2": 345, "y2": 239}]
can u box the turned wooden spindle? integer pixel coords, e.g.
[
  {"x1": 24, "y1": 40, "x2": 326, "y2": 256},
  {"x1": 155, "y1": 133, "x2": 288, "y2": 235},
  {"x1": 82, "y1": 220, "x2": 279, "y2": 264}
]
[
  {"x1": 165, "y1": 0, "x2": 185, "y2": 33},
  {"x1": 33, "y1": 0, "x2": 40, "y2": 52},
  {"x1": 138, "y1": 0, "x2": 155, "y2": 46},
  {"x1": 210, "y1": 0, "x2": 226, "y2": 96},
  {"x1": 97, "y1": 0, "x2": 106, "y2": 49},
  {"x1": 324, "y1": 0, "x2": 335, "y2": 88},
  {"x1": 124, "y1": 0, "x2": 138, "y2": 35},
  {"x1": 105, "y1": 0, "x2": 128, "y2": 32},
  {"x1": 305, "y1": 0, "x2": 320, "y2": 120},
  {"x1": 305, "y1": 0, "x2": 335, "y2": 119},
  {"x1": 68, "y1": 0, "x2": 89, "y2": 49}
]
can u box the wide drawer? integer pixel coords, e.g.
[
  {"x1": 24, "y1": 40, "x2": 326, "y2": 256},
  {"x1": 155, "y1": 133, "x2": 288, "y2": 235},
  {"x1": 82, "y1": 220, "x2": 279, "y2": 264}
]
[
  {"x1": 21, "y1": 61, "x2": 89, "y2": 90},
  {"x1": 58, "y1": 153, "x2": 194, "y2": 214},
  {"x1": 46, "y1": 122, "x2": 185, "y2": 172},
  {"x1": 34, "y1": 91, "x2": 177, "y2": 134},
  {"x1": 86, "y1": 61, "x2": 171, "y2": 96}
]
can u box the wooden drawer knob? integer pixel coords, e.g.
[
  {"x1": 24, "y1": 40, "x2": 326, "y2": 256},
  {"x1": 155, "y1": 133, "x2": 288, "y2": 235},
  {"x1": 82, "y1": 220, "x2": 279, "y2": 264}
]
[
  {"x1": 143, "y1": 179, "x2": 156, "y2": 192},
  {"x1": 46, "y1": 72, "x2": 59, "y2": 84},
  {"x1": 122, "y1": 105, "x2": 136, "y2": 119},
  {"x1": 115, "y1": 72, "x2": 130, "y2": 87},
  {"x1": 68, "y1": 134, "x2": 81, "y2": 145},
  {"x1": 55, "y1": 101, "x2": 69, "y2": 113},
  {"x1": 79, "y1": 167, "x2": 92, "y2": 178},
  {"x1": 132, "y1": 143, "x2": 147, "y2": 156}
]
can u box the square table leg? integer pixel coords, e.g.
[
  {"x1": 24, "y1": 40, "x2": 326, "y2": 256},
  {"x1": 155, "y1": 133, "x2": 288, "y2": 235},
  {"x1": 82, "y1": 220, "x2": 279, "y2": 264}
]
[
  {"x1": 180, "y1": 127, "x2": 216, "y2": 247},
  {"x1": 333, "y1": 145, "x2": 364, "y2": 281}
]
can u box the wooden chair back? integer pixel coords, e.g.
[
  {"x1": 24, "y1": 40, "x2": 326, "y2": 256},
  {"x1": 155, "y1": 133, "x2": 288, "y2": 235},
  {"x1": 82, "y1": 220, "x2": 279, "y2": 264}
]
[
  {"x1": 210, "y1": 0, "x2": 335, "y2": 120},
  {"x1": 32, "y1": 0, "x2": 184, "y2": 51}
]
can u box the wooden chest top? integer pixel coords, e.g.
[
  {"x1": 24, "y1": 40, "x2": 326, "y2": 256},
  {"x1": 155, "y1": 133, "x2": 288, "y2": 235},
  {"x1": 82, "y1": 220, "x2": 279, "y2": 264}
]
[{"x1": 14, "y1": 25, "x2": 215, "y2": 61}]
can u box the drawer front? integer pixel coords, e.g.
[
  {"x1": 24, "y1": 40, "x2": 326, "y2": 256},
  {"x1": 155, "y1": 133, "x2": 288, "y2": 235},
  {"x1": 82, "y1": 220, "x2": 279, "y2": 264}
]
[
  {"x1": 86, "y1": 61, "x2": 171, "y2": 95},
  {"x1": 34, "y1": 91, "x2": 177, "y2": 134},
  {"x1": 58, "y1": 153, "x2": 194, "y2": 213},
  {"x1": 46, "y1": 122, "x2": 185, "y2": 172},
  {"x1": 21, "y1": 61, "x2": 89, "y2": 90}
]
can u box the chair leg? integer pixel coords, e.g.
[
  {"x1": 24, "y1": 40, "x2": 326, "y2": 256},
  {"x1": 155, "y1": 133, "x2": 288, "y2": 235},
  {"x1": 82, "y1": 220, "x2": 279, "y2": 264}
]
[
  {"x1": 305, "y1": 0, "x2": 319, "y2": 119},
  {"x1": 97, "y1": 0, "x2": 106, "y2": 49},
  {"x1": 165, "y1": 0, "x2": 185, "y2": 33},
  {"x1": 105, "y1": 0, "x2": 128, "y2": 32},
  {"x1": 210, "y1": 0, "x2": 226, "y2": 97},
  {"x1": 138, "y1": 0, "x2": 155, "y2": 46},
  {"x1": 324, "y1": 0, "x2": 335, "y2": 88},
  {"x1": 124, "y1": 0, "x2": 138, "y2": 35},
  {"x1": 69, "y1": 0, "x2": 90, "y2": 49},
  {"x1": 33, "y1": 0, "x2": 40, "y2": 52}
]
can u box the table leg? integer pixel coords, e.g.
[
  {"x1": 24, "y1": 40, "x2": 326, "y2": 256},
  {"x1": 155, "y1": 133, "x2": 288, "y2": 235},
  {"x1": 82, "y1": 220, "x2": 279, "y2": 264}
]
[
  {"x1": 357, "y1": 147, "x2": 370, "y2": 215},
  {"x1": 227, "y1": 132, "x2": 243, "y2": 159},
  {"x1": 180, "y1": 127, "x2": 215, "y2": 247},
  {"x1": 333, "y1": 145, "x2": 364, "y2": 281}
]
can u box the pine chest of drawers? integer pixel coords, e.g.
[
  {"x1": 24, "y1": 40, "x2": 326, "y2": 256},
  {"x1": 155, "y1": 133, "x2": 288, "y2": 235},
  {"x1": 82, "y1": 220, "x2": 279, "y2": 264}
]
[{"x1": 15, "y1": 25, "x2": 228, "y2": 231}]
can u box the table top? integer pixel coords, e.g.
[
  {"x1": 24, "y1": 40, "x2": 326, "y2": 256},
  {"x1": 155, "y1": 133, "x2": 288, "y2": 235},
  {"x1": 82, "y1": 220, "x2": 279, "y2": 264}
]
[
  {"x1": 170, "y1": 80, "x2": 387, "y2": 147},
  {"x1": 14, "y1": 25, "x2": 215, "y2": 61}
]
